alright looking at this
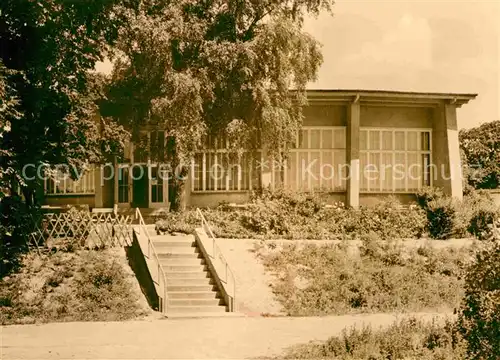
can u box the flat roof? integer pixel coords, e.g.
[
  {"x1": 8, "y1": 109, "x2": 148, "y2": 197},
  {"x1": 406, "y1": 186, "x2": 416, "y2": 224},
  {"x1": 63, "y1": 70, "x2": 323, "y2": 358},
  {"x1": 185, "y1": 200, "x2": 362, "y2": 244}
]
[{"x1": 302, "y1": 89, "x2": 477, "y2": 107}]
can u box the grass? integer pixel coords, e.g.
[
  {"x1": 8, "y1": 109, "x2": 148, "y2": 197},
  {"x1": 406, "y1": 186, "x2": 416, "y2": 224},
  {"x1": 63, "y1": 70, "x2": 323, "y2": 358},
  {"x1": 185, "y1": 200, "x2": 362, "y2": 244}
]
[
  {"x1": 258, "y1": 236, "x2": 476, "y2": 316},
  {"x1": 276, "y1": 317, "x2": 466, "y2": 360},
  {"x1": 0, "y1": 249, "x2": 150, "y2": 325}
]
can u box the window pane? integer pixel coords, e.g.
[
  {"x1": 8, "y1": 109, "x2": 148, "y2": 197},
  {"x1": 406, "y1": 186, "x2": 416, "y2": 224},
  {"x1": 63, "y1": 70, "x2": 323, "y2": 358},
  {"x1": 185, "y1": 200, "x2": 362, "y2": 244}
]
[
  {"x1": 368, "y1": 153, "x2": 381, "y2": 191},
  {"x1": 322, "y1": 129, "x2": 333, "y2": 149},
  {"x1": 394, "y1": 153, "x2": 406, "y2": 191},
  {"x1": 193, "y1": 154, "x2": 203, "y2": 191},
  {"x1": 382, "y1": 131, "x2": 393, "y2": 150},
  {"x1": 369, "y1": 131, "x2": 380, "y2": 150},
  {"x1": 407, "y1": 131, "x2": 418, "y2": 151},
  {"x1": 334, "y1": 150, "x2": 347, "y2": 190},
  {"x1": 310, "y1": 129, "x2": 321, "y2": 149},
  {"x1": 407, "y1": 153, "x2": 420, "y2": 190},
  {"x1": 310, "y1": 151, "x2": 321, "y2": 190},
  {"x1": 360, "y1": 130, "x2": 368, "y2": 150},
  {"x1": 321, "y1": 151, "x2": 333, "y2": 190},
  {"x1": 395, "y1": 131, "x2": 405, "y2": 151},
  {"x1": 381, "y1": 153, "x2": 393, "y2": 191},
  {"x1": 334, "y1": 128, "x2": 346, "y2": 149}
]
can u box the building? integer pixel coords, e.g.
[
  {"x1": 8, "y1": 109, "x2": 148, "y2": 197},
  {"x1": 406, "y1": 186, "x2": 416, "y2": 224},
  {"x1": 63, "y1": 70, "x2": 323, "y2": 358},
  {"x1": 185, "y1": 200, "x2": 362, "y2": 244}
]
[{"x1": 42, "y1": 89, "x2": 477, "y2": 209}]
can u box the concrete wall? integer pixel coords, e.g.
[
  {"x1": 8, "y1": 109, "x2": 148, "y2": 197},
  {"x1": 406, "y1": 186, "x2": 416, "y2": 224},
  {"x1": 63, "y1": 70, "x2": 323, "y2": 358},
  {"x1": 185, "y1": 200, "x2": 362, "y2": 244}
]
[
  {"x1": 302, "y1": 105, "x2": 347, "y2": 126},
  {"x1": 360, "y1": 106, "x2": 433, "y2": 128}
]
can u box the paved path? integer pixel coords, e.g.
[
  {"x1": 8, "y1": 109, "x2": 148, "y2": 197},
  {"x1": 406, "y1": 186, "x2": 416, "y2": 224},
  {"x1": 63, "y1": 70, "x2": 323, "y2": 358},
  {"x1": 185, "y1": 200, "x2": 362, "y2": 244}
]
[{"x1": 1, "y1": 312, "x2": 452, "y2": 359}]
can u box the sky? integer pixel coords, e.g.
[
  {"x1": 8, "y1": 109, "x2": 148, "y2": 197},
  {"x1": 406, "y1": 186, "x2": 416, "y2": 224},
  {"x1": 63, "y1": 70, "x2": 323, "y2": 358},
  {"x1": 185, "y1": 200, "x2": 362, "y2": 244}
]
[
  {"x1": 96, "y1": 0, "x2": 499, "y2": 129},
  {"x1": 304, "y1": 0, "x2": 499, "y2": 129}
]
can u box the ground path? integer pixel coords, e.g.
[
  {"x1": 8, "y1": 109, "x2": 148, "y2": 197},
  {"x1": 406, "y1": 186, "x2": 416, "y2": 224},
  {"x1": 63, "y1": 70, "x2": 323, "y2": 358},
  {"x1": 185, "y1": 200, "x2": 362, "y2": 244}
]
[{"x1": 1, "y1": 312, "x2": 452, "y2": 359}]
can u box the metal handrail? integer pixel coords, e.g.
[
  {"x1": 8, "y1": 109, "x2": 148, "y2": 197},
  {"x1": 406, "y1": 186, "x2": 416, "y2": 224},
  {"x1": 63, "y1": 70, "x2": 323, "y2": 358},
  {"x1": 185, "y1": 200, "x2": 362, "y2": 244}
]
[
  {"x1": 196, "y1": 208, "x2": 236, "y2": 305},
  {"x1": 135, "y1": 208, "x2": 168, "y2": 313}
]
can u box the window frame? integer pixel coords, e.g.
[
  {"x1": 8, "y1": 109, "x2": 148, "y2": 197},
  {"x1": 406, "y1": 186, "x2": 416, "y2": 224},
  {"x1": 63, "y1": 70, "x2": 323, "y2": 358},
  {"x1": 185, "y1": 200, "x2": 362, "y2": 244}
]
[
  {"x1": 44, "y1": 166, "x2": 96, "y2": 196},
  {"x1": 359, "y1": 127, "x2": 433, "y2": 194},
  {"x1": 273, "y1": 126, "x2": 348, "y2": 192},
  {"x1": 191, "y1": 135, "x2": 261, "y2": 193}
]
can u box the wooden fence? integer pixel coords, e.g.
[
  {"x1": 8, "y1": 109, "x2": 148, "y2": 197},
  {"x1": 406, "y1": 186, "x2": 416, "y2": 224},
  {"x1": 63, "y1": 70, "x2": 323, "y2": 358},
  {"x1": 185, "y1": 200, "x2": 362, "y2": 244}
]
[{"x1": 29, "y1": 209, "x2": 133, "y2": 252}]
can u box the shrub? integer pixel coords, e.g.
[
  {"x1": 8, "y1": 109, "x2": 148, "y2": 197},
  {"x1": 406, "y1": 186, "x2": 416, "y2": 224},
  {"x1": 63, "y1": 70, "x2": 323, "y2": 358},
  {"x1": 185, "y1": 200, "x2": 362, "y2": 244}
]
[
  {"x1": 281, "y1": 317, "x2": 466, "y2": 359},
  {"x1": 425, "y1": 197, "x2": 458, "y2": 239},
  {"x1": 0, "y1": 195, "x2": 41, "y2": 276},
  {"x1": 417, "y1": 188, "x2": 500, "y2": 240},
  {"x1": 457, "y1": 240, "x2": 500, "y2": 359},
  {"x1": 0, "y1": 250, "x2": 148, "y2": 324},
  {"x1": 260, "y1": 240, "x2": 470, "y2": 316}
]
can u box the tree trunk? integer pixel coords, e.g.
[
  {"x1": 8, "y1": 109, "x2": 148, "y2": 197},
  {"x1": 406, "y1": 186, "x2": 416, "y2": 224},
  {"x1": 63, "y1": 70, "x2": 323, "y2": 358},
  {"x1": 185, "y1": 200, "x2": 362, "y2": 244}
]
[{"x1": 169, "y1": 154, "x2": 188, "y2": 212}]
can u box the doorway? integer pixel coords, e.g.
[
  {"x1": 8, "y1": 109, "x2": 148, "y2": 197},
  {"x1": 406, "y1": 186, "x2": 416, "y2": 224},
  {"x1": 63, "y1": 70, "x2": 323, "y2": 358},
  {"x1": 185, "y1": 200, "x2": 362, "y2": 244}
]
[{"x1": 132, "y1": 165, "x2": 148, "y2": 208}]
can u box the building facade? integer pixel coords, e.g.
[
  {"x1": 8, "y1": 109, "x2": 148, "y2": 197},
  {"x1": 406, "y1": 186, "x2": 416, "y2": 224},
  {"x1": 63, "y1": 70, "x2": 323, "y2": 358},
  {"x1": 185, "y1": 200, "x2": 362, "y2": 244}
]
[{"x1": 42, "y1": 90, "x2": 476, "y2": 209}]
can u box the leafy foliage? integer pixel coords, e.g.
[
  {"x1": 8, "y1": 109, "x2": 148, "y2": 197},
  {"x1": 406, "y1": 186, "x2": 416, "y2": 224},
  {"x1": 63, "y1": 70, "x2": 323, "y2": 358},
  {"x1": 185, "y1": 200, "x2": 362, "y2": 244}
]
[
  {"x1": 156, "y1": 191, "x2": 427, "y2": 240},
  {"x1": 105, "y1": 0, "x2": 334, "y2": 208},
  {"x1": 458, "y1": 240, "x2": 500, "y2": 360},
  {"x1": 460, "y1": 120, "x2": 500, "y2": 189},
  {"x1": 417, "y1": 187, "x2": 500, "y2": 240},
  {"x1": 259, "y1": 240, "x2": 472, "y2": 316},
  {"x1": 0, "y1": 0, "x2": 131, "y2": 203},
  {"x1": 280, "y1": 317, "x2": 466, "y2": 360}
]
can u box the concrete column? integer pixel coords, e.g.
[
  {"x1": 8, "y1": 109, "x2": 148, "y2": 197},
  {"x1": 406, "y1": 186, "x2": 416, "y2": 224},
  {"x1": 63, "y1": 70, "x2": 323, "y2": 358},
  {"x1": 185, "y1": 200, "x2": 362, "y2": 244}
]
[
  {"x1": 432, "y1": 103, "x2": 463, "y2": 200},
  {"x1": 346, "y1": 102, "x2": 360, "y2": 208}
]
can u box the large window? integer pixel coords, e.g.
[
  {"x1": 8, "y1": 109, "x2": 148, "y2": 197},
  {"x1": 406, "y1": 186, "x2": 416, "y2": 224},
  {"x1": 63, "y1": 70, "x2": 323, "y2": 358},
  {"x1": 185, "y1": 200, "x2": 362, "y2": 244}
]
[
  {"x1": 117, "y1": 165, "x2": 129, "y2": 203},
  {"x1": 273, "y1": 127, "x2": 347, "y2": 191},
  {"x1": 45, "y1": 167, "x2": 96, "y2": 195},
  {"x1": 360, "y1": 128, "x2": 432, "y2": 193},
  {"x1": 191, "y1": 135, "x2": 260, "y2": 192}
]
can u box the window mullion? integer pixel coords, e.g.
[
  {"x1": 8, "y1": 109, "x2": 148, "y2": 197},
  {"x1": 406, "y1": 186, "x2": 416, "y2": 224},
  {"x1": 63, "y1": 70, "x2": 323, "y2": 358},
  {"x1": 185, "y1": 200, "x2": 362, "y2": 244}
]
[{"x1": 202, "y1": 153, "x2": 206, "y2": 191}]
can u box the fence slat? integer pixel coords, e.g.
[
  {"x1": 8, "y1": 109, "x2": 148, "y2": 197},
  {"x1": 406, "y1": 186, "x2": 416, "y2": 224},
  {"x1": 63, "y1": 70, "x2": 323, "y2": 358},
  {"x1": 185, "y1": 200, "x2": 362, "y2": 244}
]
[{"x1": 27, "y1": 209, "x2": 133, "y2": 252}]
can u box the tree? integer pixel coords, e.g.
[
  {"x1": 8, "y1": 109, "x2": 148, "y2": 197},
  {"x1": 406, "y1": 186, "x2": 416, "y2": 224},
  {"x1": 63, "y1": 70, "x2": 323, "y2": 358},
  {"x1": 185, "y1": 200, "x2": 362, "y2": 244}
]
[
  {"x1": 0, "y1": 0, "x2": 131, "y2": 204},
  {"x1": 458, "y1": 238, "x2": 500, "y2": 359},
  {"x1": 105, "y1": 0, "x2": 334, "y2": 211},
  {"x1": 460, "y1": 120, "x2": 500, "y2": 190},
  {"x1": 0, "y1": 60, "x2": 21, "y2": 197}
]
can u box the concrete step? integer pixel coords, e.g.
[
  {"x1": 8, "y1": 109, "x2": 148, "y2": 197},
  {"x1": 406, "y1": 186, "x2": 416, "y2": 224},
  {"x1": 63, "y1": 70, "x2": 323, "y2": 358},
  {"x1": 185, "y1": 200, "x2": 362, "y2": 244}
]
[
  {"x1": 166, "y1": 271, "x2": 210, "y2": 279},
  {"x1": 153, "y1": 240, "x2": 196, "y2": 248},
  {"x1": 168, "y1": 298, "x2": 223, "y2": 307},
  {"x1": 168, "y1": 284, "x2": 215, "y2": 292},
  {"x1": 154, "y1": 247, "x2": 198, "y2": 254},
  {"x1": 167, "y1": 278, "x2": 213, "y2": 286},
  {"x1": 157, "y1": 252, "x2": 201, "y2": 259},
  {"x1": 162, "y1": 264, "x2": 207, "y2": 272},
  {"x1": 167, "y1": 305, "x2": 227, "y2": 314},
  {"x1": 151, "y1": 235, "x2": 195, "y2": 242},
  {"x1": 167, "y1": 291, "x2": 219, "y2": 300},
  {"x1": 159, "y1": 258, "x2": 205, "y2": 266}
]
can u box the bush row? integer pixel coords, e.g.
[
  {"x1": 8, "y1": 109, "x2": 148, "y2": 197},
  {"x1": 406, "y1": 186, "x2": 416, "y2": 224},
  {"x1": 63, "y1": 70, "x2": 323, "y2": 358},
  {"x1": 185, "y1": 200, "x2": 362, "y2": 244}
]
[{"x1": 156, "y1": 187, "x2": 499, "y2": 240}]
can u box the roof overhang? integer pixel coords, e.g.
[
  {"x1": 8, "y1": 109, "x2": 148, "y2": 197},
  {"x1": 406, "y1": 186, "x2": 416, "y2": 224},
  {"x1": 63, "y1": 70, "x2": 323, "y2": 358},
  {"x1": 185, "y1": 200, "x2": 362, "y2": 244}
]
[{"x1": 302, "y1": 89, "x2": 477, "y2": 108}]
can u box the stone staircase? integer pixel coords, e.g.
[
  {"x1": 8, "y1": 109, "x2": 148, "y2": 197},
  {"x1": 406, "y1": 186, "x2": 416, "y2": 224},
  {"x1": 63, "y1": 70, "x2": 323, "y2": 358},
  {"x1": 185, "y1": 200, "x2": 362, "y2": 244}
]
[{"x1": 149, "y1": 232, "x2": 228, "y2": 316}]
